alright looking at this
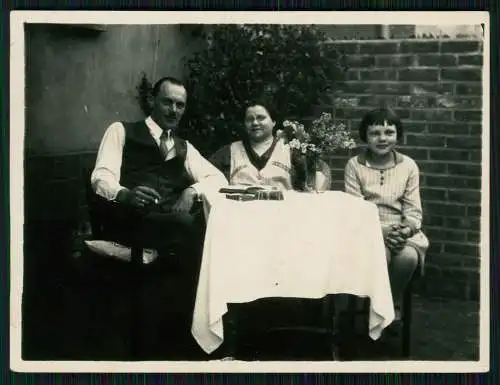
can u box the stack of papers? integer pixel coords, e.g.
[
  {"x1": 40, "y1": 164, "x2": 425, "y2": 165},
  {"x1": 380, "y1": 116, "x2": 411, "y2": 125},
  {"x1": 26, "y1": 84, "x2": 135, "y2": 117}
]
[{"x1": 219, "y1": 185, "x2": 285, "y2": 201}]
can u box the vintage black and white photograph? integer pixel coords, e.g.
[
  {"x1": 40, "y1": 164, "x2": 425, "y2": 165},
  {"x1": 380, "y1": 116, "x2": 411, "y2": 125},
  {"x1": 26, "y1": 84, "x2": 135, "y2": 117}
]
[{"x1": 10, "y1": 11, "x2": 489, "y2": 372}]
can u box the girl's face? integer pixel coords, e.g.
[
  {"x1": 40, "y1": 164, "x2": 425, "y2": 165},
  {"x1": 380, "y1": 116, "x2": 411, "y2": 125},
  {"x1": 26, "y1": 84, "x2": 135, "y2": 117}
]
[
  {"x1": 244, "y1": 105, "x2": 275, "y2": 143},
  {"x1": 366, "y1": 121, "x2": 398, "y2": 157}
]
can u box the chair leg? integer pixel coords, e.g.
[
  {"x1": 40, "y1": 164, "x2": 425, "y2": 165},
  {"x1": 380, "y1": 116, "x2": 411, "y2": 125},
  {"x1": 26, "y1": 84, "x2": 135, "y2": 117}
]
[
  {"x1": 321, "y1": 295, "x2": 338, "y2": 360},
  {"x1": 225, "y1": 309, "x2": 239, "y2": 358},
  {"x1": 402, "y1": 279, "x2": 414, "y2": 358},
  {"x1": 338, "y1": 295, "x2": 362, "y2": 360},
  {"x1": 130, "y1": 246, "x2": 144, "y2": 360}
]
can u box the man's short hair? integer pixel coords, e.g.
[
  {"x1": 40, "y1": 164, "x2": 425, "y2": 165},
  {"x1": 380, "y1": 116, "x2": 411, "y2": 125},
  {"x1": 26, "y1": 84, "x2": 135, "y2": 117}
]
[{"x1": 152, "y1": 76, "x2": 186, "y2": 97}]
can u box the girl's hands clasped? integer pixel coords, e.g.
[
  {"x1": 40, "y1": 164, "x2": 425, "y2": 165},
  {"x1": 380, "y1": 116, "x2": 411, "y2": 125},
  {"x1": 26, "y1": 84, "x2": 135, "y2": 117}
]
[{"x1": 384, "y1": 224, "x2": 412, "y2": 254}]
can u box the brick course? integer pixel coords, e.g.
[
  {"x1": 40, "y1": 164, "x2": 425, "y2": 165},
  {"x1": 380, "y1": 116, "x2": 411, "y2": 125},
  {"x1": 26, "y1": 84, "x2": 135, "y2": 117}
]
[
  {"x1": 24, "y1": 38, "x2": 484, "y2": 302},
  {"x1": 330, "y1": 38, "x2": 483, "y2": 301}
]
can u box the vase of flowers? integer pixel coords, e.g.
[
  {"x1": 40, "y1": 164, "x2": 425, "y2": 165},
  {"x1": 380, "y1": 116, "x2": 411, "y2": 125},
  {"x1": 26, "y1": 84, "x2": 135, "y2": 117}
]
[
  {"x1": 279, "y1": 113, "x2": 356, "y2": 192},
  {"x1": 288, "y1": 139, "x2": 322, "y2": 192}
]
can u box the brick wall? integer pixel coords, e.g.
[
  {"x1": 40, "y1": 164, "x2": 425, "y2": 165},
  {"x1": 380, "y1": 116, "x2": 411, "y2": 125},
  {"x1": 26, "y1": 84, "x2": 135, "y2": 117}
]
[
  {"x1": 24, "y1": 37, "x2": 484, "y2": 302},
  {"x1": 327, "y1": 38, "x2": 483, "y2": 300}
]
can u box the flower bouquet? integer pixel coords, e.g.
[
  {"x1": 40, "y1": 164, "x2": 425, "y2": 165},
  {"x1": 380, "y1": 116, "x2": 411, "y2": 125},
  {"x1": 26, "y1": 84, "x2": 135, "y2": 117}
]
[{"x1": 277, "y1": 112, "x2": 356, "y2": 191}]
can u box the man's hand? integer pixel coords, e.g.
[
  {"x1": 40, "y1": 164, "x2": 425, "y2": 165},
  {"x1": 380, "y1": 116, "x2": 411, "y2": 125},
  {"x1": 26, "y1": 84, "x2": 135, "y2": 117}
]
[
  {"x1": 116, "y1": 186, "x2": 162, "y2": 208},
  {"x1": 172, "y1": 187, "x2": 197, "y2": 213}
]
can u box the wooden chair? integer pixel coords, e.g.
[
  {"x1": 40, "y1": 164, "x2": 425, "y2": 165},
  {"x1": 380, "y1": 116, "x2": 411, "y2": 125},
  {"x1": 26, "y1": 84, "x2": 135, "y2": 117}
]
[
  {"x1": 80, "y1": 170, "x2": 154, "y2": 359},
  {"x1": 260, "y1": 296, "x2": 340, "y2": 360},
  {"x1": 222, "y1": 296, "x2": 340, "y2": 361},
  {"x1": 84, "y1": 169, "x2": 148, "y2": 266},
  {"x1": 342, "y1": 265, "x2": 421, "y2": 359},
  {"x1": 401, "y1": 267, "x2": 420, "y2": 357},
  {"x1": 79, "y1": 170, "x2": 203, "y2": 360}
]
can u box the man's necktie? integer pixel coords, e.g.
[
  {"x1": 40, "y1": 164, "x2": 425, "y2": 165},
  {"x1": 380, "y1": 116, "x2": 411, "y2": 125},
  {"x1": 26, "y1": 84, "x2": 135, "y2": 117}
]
[{"x1": 159, "y1": 130, "x2": 174, "y2": 160}]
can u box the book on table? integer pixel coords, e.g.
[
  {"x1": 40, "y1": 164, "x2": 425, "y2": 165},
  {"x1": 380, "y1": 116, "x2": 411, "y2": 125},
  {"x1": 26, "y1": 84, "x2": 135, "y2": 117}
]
[{"x1": 219, "y1": 185, "x2": 285, "y2": 201}]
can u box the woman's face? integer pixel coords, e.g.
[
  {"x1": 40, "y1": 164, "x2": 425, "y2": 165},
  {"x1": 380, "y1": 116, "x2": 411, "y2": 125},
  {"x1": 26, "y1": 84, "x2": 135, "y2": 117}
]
[
  {"x1": 244, "y1": 105, "x2": 275, "y2": 143},
  {"x1": 366, "y1": 121, "x2": 398, "y2": 157}
]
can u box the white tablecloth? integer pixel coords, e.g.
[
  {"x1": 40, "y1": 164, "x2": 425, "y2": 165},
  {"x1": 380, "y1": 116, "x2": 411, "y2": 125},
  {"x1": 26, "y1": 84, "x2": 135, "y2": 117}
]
[{"x1": 192, "y1": 190, "x2": 394, "y2": 354}]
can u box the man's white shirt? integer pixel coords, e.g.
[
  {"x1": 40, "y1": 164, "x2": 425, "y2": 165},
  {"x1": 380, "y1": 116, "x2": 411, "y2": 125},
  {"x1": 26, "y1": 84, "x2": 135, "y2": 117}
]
[{"x1": 91, "y1": 116, "x2": 227, "y2": 200}]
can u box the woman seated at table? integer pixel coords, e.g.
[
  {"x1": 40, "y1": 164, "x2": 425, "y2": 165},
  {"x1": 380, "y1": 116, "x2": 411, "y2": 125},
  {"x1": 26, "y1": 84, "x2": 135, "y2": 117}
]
[
  {"x1": 209, "y1": 101, "x2": 331, "y2": 191},
  {"x1": 344, "y1": 107, "x2": 429, "y2": 320}
]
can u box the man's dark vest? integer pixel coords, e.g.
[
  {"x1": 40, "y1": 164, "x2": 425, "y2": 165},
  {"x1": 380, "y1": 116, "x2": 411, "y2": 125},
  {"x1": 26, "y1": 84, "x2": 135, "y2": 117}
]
[{"x1": 120, "y1": 121, "x2": 194, "y2": 208}]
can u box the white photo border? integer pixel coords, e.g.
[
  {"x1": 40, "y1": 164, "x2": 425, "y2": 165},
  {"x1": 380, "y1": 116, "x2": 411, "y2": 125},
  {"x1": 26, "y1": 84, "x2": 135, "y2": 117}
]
[{"x1": 10, "y1": 10, "x2": 490, "y2": 373}]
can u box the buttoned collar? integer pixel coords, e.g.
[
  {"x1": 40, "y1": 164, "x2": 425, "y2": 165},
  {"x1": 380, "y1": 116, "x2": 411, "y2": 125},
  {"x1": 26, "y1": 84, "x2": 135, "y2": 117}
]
[
  {"x1": 357, "y1": 149, "x2": 404, "y2": 168},
  {"x1": 145, "y1": 116, "x2": 172, "y2": 141}
]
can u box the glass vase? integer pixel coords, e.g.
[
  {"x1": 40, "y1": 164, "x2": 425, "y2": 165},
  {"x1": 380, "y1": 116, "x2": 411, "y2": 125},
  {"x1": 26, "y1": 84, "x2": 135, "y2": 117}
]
[{"x1": 304, "y1": 155, "x2": 321, "y2": 193}]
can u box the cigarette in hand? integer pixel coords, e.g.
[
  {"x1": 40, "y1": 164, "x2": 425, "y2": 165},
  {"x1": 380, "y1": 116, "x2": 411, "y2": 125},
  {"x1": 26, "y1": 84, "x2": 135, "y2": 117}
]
[{"x1": 154, "y1": 198, "x2": 159, "y2": 204}]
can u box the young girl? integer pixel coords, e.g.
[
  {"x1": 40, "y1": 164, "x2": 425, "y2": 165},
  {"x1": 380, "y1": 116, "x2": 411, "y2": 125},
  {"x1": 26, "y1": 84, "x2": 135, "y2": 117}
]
[{"x1": 344, "y1": 107, "x2": 429, "y2": 320}]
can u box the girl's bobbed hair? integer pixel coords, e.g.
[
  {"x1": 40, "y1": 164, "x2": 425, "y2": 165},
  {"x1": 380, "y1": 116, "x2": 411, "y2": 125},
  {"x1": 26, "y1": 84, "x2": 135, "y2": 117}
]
[{"x1": 358, "y1": 107, "x2": 403, "y2": 142}]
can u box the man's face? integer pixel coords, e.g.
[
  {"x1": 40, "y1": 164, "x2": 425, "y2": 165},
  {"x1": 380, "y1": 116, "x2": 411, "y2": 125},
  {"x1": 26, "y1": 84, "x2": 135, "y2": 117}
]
[{"x1": 151, "y1": 81, "x2": 187, "y2": 130}]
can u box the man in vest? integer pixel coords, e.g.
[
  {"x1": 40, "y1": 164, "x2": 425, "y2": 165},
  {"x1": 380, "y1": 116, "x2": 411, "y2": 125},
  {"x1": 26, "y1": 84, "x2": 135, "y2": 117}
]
[
  {"x1": 91, "y1": 76, "x2": 226, "y2": 252},
  {"x1": 90, "y1": 76, "x2": 227, "y2": 358}
]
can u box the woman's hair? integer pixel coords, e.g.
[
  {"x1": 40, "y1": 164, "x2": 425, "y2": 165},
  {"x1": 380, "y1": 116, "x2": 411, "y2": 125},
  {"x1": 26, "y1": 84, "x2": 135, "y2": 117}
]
[
  {"x1": 243, "y1": 100, "x2": 276, "y2": 122},
  {"x1": 358, "y1": 107, "x2": 403, "y2": 142},
  {"x1": 242, "y1": 99, "x2": 283, "y2": 136}
]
